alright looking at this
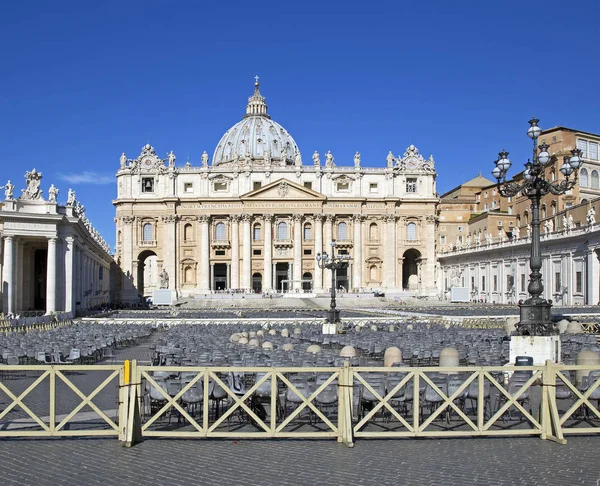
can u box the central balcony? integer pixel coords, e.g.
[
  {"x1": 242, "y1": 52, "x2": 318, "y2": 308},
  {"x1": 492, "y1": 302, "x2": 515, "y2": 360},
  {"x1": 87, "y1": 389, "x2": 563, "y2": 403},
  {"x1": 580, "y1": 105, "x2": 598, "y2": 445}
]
[{"x1": 211, "y1": 239, "x2": 231, "y2": 249}]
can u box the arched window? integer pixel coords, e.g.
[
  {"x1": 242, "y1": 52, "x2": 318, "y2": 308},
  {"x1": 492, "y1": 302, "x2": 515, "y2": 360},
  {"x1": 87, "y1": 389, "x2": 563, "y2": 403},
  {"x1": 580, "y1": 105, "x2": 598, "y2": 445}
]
[
  {"x1": 184, "y1": 223, "x2": 193, "y2": 242},
  {"x1": 592, "y1": 170, "x2": 599, "y2": 189},
  {"x1": 303, "y1": 223, "x2": 312, "y2": 240},
  {"x1": 541, "y1": 205, "x2": 547, "y2": 219},
  {"x1": 369, "y1": 223, "x2": 379, "y2": 241},
  {"x1": 117, "y1": 231, "x2": 122, "y2": 244},
  {"x1": 524, "y1": 211, "x2": 529, "y2": 225},
  {"x1": 370, "y1": 265, "x2": 378, "y2": 281},
  {"x1": 407, "y1": 222, "x2": 417, "y2": 241},
  {"x1": 253, "y1": 224, "x2": 262, "y2": 241},
  {"x1": 337, "y1": 222, "x2": 347, "y2": 240},
  {"x1": 581, "y1": 199, "x2": 589, "y2": 205},
  {"x1": 215, "y1": 222, "x2": 226, "y2": 240},
  {"x1": 580, "y1": 168, "x2": 589, "y2": 187},
  {"x1": 277, "y1": 222, "x2": 288, "y2": 239},
  {"x1": 142, "y1": 223, "x2": 153, "y2": 241},
  {"x1": 551, "y1": 201, "x2": 557, "y2": 216}
]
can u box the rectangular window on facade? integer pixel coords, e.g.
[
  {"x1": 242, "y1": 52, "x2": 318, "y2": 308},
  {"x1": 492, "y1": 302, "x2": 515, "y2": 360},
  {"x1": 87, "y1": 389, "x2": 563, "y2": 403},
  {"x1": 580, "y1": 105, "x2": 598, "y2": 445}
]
[
  {"x1": 407, "y1": 222, "x2": 417, "y2": 241},
  {"x1": 493, "y1": 275, "x2": 497, "y2": 292},
  {"x1": 214, "y1": 182, "x2": 227, "y2": 192},
  {"x1": 337, "y1": 182, "x2": 350, "y2": 191},
  {"x1": 369, "y1": 183, "x2": 378, "y2": 193},
  {"x1": 507, "y1": 275, "x2": 514, "y2": 290},
  {"x1": 184, "y1": 182, "x2": 193, "y2": 193},
  {"x1": 406, "y1": 178, "x2": 417, "y2": 193},
  {"x1": 303, "y1": 249, "x2": 312, "y2": 255},
  {"x1": 142, "y1": 177, "x2": 154, "y2": 193},
  {"x1": 440, "y1": 235, "x2": 446, "y2": 244},
  {"x1": 304, "y1": 181, "x2": 313, "y2": 190},
  {"x1": 521, "y1": 274, "x2": 526, "y2": 293},
  {"x1": 253, "y1": 226, "x2": 261, "y2": 240},
  {"x1": 253, "y1": 249, "x2": 261, "y2": 256},
  {"x1": 482, "y1": 276, "x2": 486, "y2": 292},
  {"x1": 253, "y1": 181, "x2": 262, "y2": 191},
  {"x1": 555, "y1": 272, "x2": 561, "y2": 292},
  {"x1": 471, "y1": 276, "x2": 475, "y2": 289},
  {"x1": 215, "y1": 250, "x2": 225, "y2": 256},
  {"x1": 576, "y1": 271, "x2": 583, "y2": 293}
]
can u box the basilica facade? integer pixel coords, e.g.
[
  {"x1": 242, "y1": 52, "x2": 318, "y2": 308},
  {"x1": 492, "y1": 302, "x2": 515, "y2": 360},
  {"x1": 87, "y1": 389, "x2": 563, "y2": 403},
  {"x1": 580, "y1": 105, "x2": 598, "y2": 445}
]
[{"x1": 114, "y1": 81, "x2": 439, "y2": 301}]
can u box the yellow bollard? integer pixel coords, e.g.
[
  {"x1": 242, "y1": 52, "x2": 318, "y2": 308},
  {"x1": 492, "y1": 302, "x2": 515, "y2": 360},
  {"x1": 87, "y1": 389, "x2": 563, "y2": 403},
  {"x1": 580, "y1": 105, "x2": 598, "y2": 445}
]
[{"x1": 124, "y1": 359, "x2": 130, "y2": 385}]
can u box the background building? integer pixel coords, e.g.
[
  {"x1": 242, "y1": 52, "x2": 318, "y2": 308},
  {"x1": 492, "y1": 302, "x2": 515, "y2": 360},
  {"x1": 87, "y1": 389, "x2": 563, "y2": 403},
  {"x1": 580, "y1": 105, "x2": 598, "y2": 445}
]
[{"x1": 113, "y1": 81, "x2": 439, "y2": 302}]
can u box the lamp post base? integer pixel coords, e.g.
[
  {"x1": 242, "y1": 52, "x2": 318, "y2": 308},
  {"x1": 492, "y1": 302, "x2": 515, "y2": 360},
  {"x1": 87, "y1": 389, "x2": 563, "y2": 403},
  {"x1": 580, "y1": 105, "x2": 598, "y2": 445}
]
[
  {"x1": 516, "y1": 298, "x2": 557, "y2": 336},
  {"x1": 328, "y1": 309, "x2": 340, "y2": 324}
]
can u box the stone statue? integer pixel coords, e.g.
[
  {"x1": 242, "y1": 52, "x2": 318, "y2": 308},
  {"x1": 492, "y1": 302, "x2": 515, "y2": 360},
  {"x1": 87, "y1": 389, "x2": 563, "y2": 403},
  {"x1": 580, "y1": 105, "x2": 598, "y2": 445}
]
[
  {"x1": 48, "y1": 184, "x2": 59, "y2": 202},
  {"x1": 527, "y1": 224, "x2": 532, "y2": 239},
  {"x1": 168, "y1": 151, "x2": 176, "y2": 167},
  {"x1": 201, "y1": 151, "x2": 209, "y2": 168},
  {"x1": 120, "y1": 152, "x2": 127, "y2": 169},
  {"x1": 280, "y1": 147, "x2": 287, "y2": 164},
  {"x1": 513, "y1": 226, "x2": 520, "y2": 240},
  {"x1": 312, "y1": 150, "x2": 320, "y2": 167},
  {"x1": 544, "y1": 219, "x2": 554, "y2": 235},
  {"x1": 264, "y1": 149, "x2": 271, "y2": 167},
  {"x1": 325, "y1": 150, "x2": 334, "y2": 168},
  {"x1": 294, "y1": 150, "x2": 302, "y2": 167},
  {"x1": 21, "y1": 168, "x2": 43, "y2": 200},
  {"x1": 475, "y1": 233, "x2": 481, "y2": 247},
  {"x1": 562, "y1": 215, "x2": 568, "y2": 232},
  {"x1": 386, "y1": 151, "x2": 395, "y2": 168},
  {"x1": 354, "y1": 152, "x2": 361, "y2": 168},
  {"x1": 4, "y1": 180, "x2": 14, "y2": 200},
  {"x1": 485, "y1": 232, "x2": 493, "y2": 246},
  {"x1": 67, "y1": 188, "x2": 75, "y2": 206},
  {"x1": 567, "y1": 214, "x2": 574, "y2": 234},
  {"x1": 159, "y1": 269, "x2": 169, "y2": 289},
  {"x1": 465, "y1": 234, "x2": 471, "y2": 248},
  {"x1": 587, "y1": 207, "x2": 596, "y2": 231},
  {"x1": 499, "y1": 228, "x2": 506, "y2": 242}
]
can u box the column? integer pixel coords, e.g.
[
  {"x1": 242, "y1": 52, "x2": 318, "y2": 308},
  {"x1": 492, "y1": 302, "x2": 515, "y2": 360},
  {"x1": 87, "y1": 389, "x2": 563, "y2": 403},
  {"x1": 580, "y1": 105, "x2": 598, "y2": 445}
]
[
  {"x1": 293, "y1": 214, "x2": 302, "y2": 291},
  {"x1": 323, "y1": 215, "x2": 333, "y2": 291},
  {"x1": 384, "y1": 215, "x2": 396, "y2": 289},
  {"x1": 199, "y1": 216, "x2": 210, "y2": 292},
  {"x1": 314, "y1": 214, "x2": 324, "y2": 292},
  {"x1": 352, "y1": 215, "x2": 363, "y2": 291},
  {"x1": 121, "y1": 216, "x2": 136, "y2": 301},
  {"x1": 230, "y1": 215, "x2": 240, "y2": 290},
  {"x1": 65, "y1": 237, "x2": 74, "y2": 313},
  {"x1": 2, "y1": 236, "x2": 14, "y2": 315},
  {"x1": 272, "y1": 263, "x2": 276, "y2": 291},
  {"x1": 161, "y1": 215, "x2": 178, "y2": 291},
  {"x1": 15, "y1": 239, "x2": 24, "y2": 312},
  {"x1": 46, "y1": 237, "x2": 57, "y2": 313},
  {"x1": 263, "y1": 214, "x2": 273, "y2": 291},
  {"x1": 241, "y1": 214, "x2": 252, "y2": 289}
]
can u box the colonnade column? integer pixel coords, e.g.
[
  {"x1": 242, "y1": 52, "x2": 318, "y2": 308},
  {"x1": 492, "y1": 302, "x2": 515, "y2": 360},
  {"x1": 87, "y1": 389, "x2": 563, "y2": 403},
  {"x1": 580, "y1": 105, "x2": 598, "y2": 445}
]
[
  {"x1": 263, "y1": 214, "x2": 273, "y2": 291},
  {"x1": 2, "y1": 236, "x2": 14, "y2": 315},
  {"x1": 230, "y1": 215, "x2": 240, "y2": 290},
  {"x1": 323, "y1": 215, "x2": 333, "y2": 291},
  {"x1": 162, "y1": 215, "x2": 178, "y2": 292},
  {"x1": 313, "y1": 214, "x2": 323, "y2": 292},
  {"x1": 241, "y1": 214, "x2": 252, "y2": 290},
  {"x1": 352, "y1": 215, "x2": 363, "y2": 291},
  {"x1": 65, "y1": 236, "x2": 74, "y2": 314},
  {"x1": 199, "y1": 215, "x2": 210, "y2": 292},
  {"x1": 293, "y1": 214, "x2": 302, "y2": 290},
  {"x1": 383, "y1": 215, "x2": 396, "y2": 289},
  {"x1": 46, "y1": 237, "x2": 57, "y2": 314},
  {"x1": 121, "y1": 216, "x2": 135, "y2": 299}
]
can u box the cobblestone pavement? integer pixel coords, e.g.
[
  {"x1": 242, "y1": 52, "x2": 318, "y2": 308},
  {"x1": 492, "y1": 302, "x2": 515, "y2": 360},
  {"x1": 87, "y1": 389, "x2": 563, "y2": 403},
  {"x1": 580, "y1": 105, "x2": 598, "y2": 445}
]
[{"x1": 1, "y1": 436, "x2": 600, "y2": 485}]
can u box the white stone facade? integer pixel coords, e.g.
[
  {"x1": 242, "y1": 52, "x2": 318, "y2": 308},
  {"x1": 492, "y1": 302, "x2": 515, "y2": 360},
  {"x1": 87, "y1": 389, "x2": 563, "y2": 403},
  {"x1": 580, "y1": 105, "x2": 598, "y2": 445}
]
[
  {"x1": 439, "y1": 225, "x2": 600, "y2": 306},
  {"x1": 0, "y1": 173, "x2": 113, "y2": 316},
  {"x1": 114, "y1": 81, "x2": 438, "y2": 301}
]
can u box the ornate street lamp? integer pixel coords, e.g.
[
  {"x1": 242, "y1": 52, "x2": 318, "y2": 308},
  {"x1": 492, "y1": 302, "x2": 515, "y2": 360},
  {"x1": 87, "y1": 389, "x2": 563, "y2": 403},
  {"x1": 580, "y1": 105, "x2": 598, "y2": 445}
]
[
  {"x1": 492, "y1": 117, "x2": 582, "y2": 335},
  {"x1": 316, "y1": 240, "x2": 351, "y2": 324}
]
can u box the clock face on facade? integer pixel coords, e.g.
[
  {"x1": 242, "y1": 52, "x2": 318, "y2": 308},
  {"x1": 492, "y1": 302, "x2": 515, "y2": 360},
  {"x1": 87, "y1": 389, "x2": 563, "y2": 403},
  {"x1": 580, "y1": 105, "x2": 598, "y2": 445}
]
[{"x1": 143, "y1": 158, "x2": 153, "y2": 167}]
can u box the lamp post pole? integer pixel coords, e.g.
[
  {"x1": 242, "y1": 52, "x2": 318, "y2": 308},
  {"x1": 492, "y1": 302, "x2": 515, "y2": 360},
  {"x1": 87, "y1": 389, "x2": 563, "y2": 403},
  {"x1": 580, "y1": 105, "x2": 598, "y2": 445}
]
[
  {"x1": 492, "y1": 117, "x2": 582, "y2": 336},
  {"x1": 316, "y1": 240, "x2": 351, "y2": 324}
]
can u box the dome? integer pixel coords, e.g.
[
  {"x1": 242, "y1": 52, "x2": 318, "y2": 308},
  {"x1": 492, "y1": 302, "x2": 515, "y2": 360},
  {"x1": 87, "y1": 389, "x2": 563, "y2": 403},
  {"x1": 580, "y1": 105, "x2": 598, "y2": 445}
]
[{"x1": 212, "y1": 79, "x2": 300, "y2": 166}]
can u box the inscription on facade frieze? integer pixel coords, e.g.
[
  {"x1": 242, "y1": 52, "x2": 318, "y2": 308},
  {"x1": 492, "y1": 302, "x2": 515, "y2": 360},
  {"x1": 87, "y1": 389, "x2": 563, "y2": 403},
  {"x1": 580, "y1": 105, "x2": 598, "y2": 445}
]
[
  {"x1": 4, "y1": 221, "x2": 54, "y2": 231},
  {"x1": 244, "y1": 202, "x2": 322, "y2": 209},
  {"x1": 326, "y1": 203, "x2": 361, "y2": 208}
]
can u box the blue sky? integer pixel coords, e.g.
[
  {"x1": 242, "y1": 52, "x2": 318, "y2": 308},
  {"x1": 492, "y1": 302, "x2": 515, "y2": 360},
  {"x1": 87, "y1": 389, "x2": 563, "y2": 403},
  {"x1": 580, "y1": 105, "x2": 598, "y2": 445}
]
[{"x1": 2, "y1": 0, "x2": 599, "y2": 248}]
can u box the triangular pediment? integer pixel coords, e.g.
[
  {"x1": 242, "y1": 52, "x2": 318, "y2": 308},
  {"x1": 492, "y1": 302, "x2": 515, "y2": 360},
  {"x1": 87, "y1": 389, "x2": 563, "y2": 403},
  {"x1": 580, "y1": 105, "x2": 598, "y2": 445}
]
[{"x1": 241, "y1": 178, "x2": 326, "y2": 200}]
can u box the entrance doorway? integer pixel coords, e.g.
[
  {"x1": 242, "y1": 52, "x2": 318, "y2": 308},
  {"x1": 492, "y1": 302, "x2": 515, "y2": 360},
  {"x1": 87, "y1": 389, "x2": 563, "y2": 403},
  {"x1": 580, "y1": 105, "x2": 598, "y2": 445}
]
[
  {"x1": 402, "y1": 249, "x2": 421, "y2": 290},
  {"x1": 275, "y1": 262, "x2": 290, "y2": 292},
  {"x1": 302, "y1": 272, "x2": 313, "y2": 292},
  {"x1": 214, "y1": 263, "x2": 227, "y2": 291},
  {"x1": 33, "y1": 248, "x2": 47, "y2": 310},
  {"x1": 252, "y1": 273, "x2": 262, "y2": 294}
]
